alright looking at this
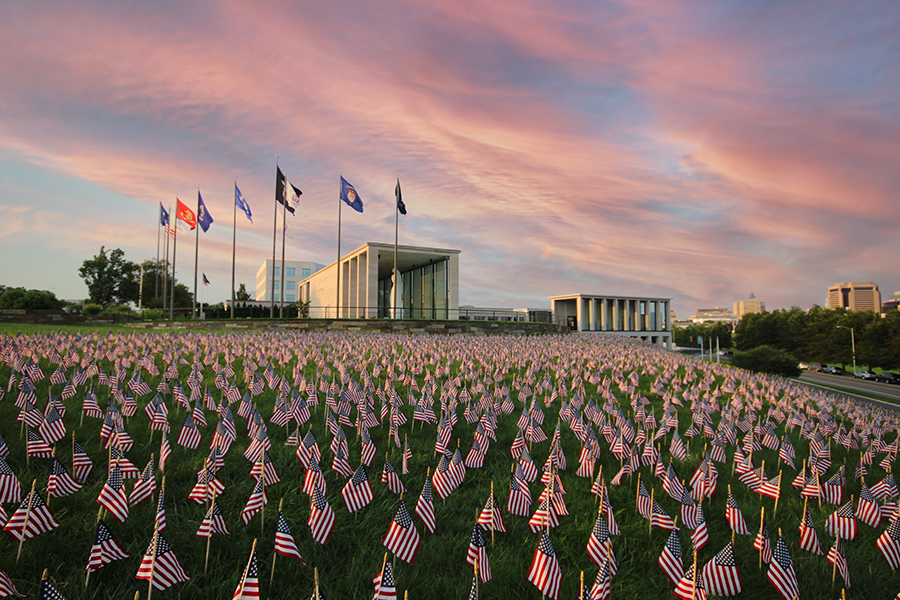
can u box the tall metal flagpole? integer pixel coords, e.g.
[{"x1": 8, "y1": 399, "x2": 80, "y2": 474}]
[
  {"x1": 393, "y1": 176, "x2": 399, "y2": 319},
  {"x1": 271, "y1": 160, "x2": 278, "y2": 318},
  {"x1": 193, "y1": 188, "x2": 200, "y2": 319},
  {"x1": 155, "y1": 204, "x2": 161, "y2": 302},
  {"x1": 231, "y1": 181, "x2": 237, "y2": 320},
  {"x1": 335, "y1": 174, "x2": 342, "y2": 319},
  {"x1": 279, "y1": 184, "x2": 287, "y2": 319},
  {"x1": 170, "y1": 205, "x2": 178, "y2": 322},
  {"x1": 163, "y1": 206, "x2": 170, "y2": 317}
]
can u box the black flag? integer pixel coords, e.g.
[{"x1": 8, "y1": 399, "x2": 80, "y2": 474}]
[
  {"x1": 275, "y1": 167, "x2": 299, "y2": 215},
  {"x1": 395, "y1": 178, "x2": 407, "y2": 215}
]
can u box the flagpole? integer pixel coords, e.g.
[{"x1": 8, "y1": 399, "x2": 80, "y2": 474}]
[
  {"x1": 393, "y1": 176, "x2": 399, "y2": 319},
  {"x1": 170, "y1": 205, "x2": 178, "y2": 322},
  {"x1": 280, "y1": 182, "x2": 287, "y2": 319},
  {"x1": 335, "y1": 174, "x2": 342, "y2": 319},
  {"x1": 232, "y1": 181, "x2": 237, "y2": 320},
  {"x1": 155, "y1": 204, "x2": 161, "y2": 303},
  {"x1": 163, "y1": 206, "x2": 170, "y2": 318},
  {"x1": 271, "y1": 160, "x2": 279, "y2": 318},
  {"x1": 193, "y1": 188, "x2": 201, "y2": 319},
  {"x1": 16, "y1": 480, "x2": 36, "y2": 561}
]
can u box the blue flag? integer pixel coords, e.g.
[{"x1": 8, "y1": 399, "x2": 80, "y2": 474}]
[
  {"x1": 340, "y1": 176, "x2": 364, "y2": 213},
  {"x1": 159, "y1": 203, "x2": 169, "y2": 226},
  {"x1": 235, "y1": 184, "x2": 253, "y2": 223},
  {"x1": 202, "y1": 273, "x2": 210, "y2": 286},
  {"x1": 197, "y1": 191, "x2": 214, "y2": 233}
]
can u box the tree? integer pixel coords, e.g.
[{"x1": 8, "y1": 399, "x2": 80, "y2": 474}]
[
  {"x1": 78, "y1": 247, "x2": 139, "y2": 306},
  {"x1": 0, "y1": 287, "x2": 64, "y2": 309},
  {"x1": 137, "y1": 260, "x2": 193, "y2": 309},
  {"x1": 731, "y1": 345, "x2": 801, "y2": 377},
  {"x1": 236, "y1": 283, "x2": 252, "y2": 301}
]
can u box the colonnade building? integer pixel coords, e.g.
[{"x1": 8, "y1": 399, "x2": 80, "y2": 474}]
[{"x1": 549, "y1": 293, "x2": 672, "y2": 347}]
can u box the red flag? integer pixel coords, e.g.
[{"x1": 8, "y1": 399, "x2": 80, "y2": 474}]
[{"x1": 176, "y1": 198, "x2": 196, "y2": 230}]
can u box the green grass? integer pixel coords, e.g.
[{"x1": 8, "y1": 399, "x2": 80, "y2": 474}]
[{"x1": 0, "y1": 331, "x2": 898, "y2": 599}]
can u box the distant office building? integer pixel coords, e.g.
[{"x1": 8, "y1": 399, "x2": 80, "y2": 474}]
[
  {"x1": 883, "y1": 291, "x2": 900, "y2": 313},
  {"x1": 549, "y1": 293, "x2": 672, "y2": 348},
  {"x1": 256, "y1": 259, "x2": 325, "y2": 303},
  {"x1": 733, "y1": 295, "x2": 765, "y2": 318},
  {"x1": 298, "y1": 242, "x2": 460, "y2": 319},
  {"x1": 826, "y1": 281, "x2": 881, "y2": 312},
  {"x1": 691, "y1": 308, "x2": 739, "y2": 326}
]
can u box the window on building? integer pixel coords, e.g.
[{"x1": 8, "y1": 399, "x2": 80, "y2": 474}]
[
  {"x1": 273, "y1": 267, "x2": 280, "y2": 277},
  {"x1": 302, "y1": 268, "x2": 311, "y2": 278},
  {"x1": 286, "y1": 295, "x2": 295, "y2": 302},
  {"x1": 286, "y1": 281, "x2": 295, "y2": 290},
  {"x1": 274, "y1": 294, "x2": 280, "y2": 301},
  {"x1": 286, "y1": 267, "x2": 295, "y2": 277},
  {"x1": 274, "y1": 281, "x2": 280, "y2": 289}
]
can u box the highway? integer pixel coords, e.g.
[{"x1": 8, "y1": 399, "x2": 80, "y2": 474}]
[{"x1": 796, "y1": 371, "x2": 900, "y2": 412}]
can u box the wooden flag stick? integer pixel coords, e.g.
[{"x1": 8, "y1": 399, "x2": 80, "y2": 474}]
[
  {"x1": 235, "y1": 538, "x2": 257, "y2": 600},
  {"x1": 649, "y1": 487, "x2": 655, "y2": 537},
  {"x1": 71, "y1": 431, "x2": 76, "y2": 480},
  {"x1": 270, "y1": 498, "x2": 284, "y2": 584},
  {"x1": 16, "y1": 480, "x2": 37, "y2": 562},
  {"x1": 831, "y1": 533, "x2": 839, "y2": 586},
  {"x1": 691, "y1": 550, "x2": 698, "y2": 600},
  {"x1": 147, "y1": 519, "x2": 159, "y2": 600},
  {"x1": 580, "y1": 571, "x2": 584, "y2": 600},
  {"x1": 314, "y1": 566, "x2": 319, "y2": 598},
  {"x1": 490, "y1": 480, "x2": 495, "y2": 547},
  {"x1": 85, "y1": 507, "x2": 105, "y2": 587},
  {"x1": 635, "y1": 472, "x2": 641, "y2": 513},
  {"x1": 758, "y1": 506, "x2": 765, "y2": 570},
  {"x1": 204, "y1": 488, "x2": 217, "y2": 574},
  {"x1": 773, "y1": 469, "x2": 783, "y2": 515},
  {"x1": 474, "y1": 557, "x2": 479, "y2": 600}
]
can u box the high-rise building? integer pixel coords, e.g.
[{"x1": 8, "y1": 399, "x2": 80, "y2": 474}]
[
  {"x1": 256, "y1": 259, "x2": 325, "y2": 303},
  {"x1": 826, "y1": 281, "x2": 881, "y2": 312},
  {"x1": 882, "y1": 291, "x2": 900, "y2": 313},
  {"x1": 734, "y1": 294, "x2": 766, "y2": 318}
]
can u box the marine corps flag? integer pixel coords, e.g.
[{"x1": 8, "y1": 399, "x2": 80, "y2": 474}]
[
  {"x1": 276, "y1": 167, "x2": 299, "y2": 215},
  {"x1": 176, "y1": 199, "x2": 196, "y2": 230}
]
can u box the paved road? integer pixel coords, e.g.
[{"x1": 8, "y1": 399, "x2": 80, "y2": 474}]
[{"x1": 797, "y1": 371, "x2": 900, "y2": 412}]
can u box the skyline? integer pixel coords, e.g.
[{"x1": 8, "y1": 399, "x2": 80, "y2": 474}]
[{"x1": 1, "y1": 1, "x2": 898, "y2": 316}]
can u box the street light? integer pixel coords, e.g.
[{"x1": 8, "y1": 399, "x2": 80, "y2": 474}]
[{"x1": 836, "y1": 325, "x2": 856, "y2": 374}]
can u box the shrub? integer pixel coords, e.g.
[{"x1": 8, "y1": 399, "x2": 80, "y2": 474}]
[
  {"x1": 83, "y1": 303, "x2": 102, "y2": 316},
  {"x1": 731, "y1": 344, "x2": 801, "y2": 377}
]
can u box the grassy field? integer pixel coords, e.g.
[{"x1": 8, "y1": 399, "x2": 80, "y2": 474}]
[{"x1": 0, "y1": 329, "x2": 898, "y2": 599}]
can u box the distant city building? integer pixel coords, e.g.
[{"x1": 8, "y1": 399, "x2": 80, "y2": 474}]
[
  {"x1": 256, "y1": 259, "x2": 325, "y2": 303},
  {"x1": 733, "y1": 294, "x2": 765, "y2": 318},
  {"x1": 691, "y1": 307, "x2": 739, "y2": 326},
  {"x1": 826, "y1": 281, "x2": 881, "y2": 312},
  {"x1": 549, "y1": 293, "x2": 672, "y2": 348},
  {"x1": 883, "y1": 291, "x2": 900, "y2": 313}
]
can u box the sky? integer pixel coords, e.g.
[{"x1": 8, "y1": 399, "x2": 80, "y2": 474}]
[{"x1": 1, "y1": 0, "x2": 898, "y2": 317}]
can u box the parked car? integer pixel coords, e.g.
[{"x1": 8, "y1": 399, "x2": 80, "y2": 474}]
[
  {"x1": 876, "y1": 372, "x2": 900, "y2": 385},
  {"x1": 822, "y1": 366, "x2": 845, "y2": 375},
  {"x1": 854, "y1": 370, "x2": 878, "y2": 380},
  {"x1": 809, "y1": 363, "x2": 824, "y2": 371}
]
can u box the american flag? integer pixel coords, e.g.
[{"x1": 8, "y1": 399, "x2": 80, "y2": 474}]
[
  {"x1": 657, "y1": 527, "x2": 683, "y2": 585},
  {"x1": 466, "y1": 522, "x2": 491, "y2": 582},
  {"x1": 159, "y1": 431, "x2": 172, "y2": 472},
  {"x1": 176, "y1": 412, "x2": 202, "y2": 450},
  {"x1": 701, "y1": 542, "x2": 742, "y2": 597},
  {"x1": 766, "y1": 536, "x2": 799, "y2": 600},
  {"x1": 0, "y1": 570, "x2": 24, "y2": 598},
  {"x1": 381, "y1": 457, "x2": 405, "y2": 494},
  {"x1": 47, "y1": 457, "x2": 81, "y2": 498},
  {"x1": 825, "y1": 500, "x2": 857, "y2": 540},
  {"x1": 415, "y1": 475, "x2": 436, "y2": 534},
  {"x1": 232, "y1": 545, "x2": 260, "y2": 600},
  {"x1": 477, "y1": 490, "x2": 506, "y2": 533},
  {"x1": 826, "y1": 536, "x2": 850, "y2": 588},
  {"x1": 383, "y1": 501, "x2": 420, "y2": 563},
  {"x1": 129, "y1": 458, "x2": 156, "y2": 506},
  {"x1": 96, "y1": 464, "x2": 129, "y2": 523},
  {"x1": 876, "y1": 516, "x2": 900, "y2": 570},
  {"x1": 308, "y1": 484, "x2": 335, "y2": 545},
  {"x1": 0, "y1": 458, "x2": 22, "y2": 504},
  {"x1": 274, "y1": 510, "x2": 305, "y2": 564},
  {"x1": 39, "y1": 404, "x2": 66, "y2": 445},
  {"x1": 725, "y1": 487, "x2": 750, "y2": 535},
  {"x1": 798, "y1": 502, "x2": 824, "y2": 555},
  {"x1": 241, "y1": 479, "x2": 268, "y2": 525},
  {"x1": 372, "y1": 560, "x2": 397, "y2": 600},
  {"x1": 26, "y1": 429, "x2": 52, "y2": 459},
  {"x1": 155, "y1": 486, "x2": 166, "y2": 532},
  {"x1": 135, "y1": 532, "x2": 191, "y2": 591},
  {"x1": 85, "y1": 519, "x2": 130, "y2": 573},
  {"x1": 636, "y1": 479, "x2": 652, "y2": 519},
  {"x1": 691, "y1": 504, "x2": 709, "y2": 552},
  {"x1": 651, "y1": 500, "x2": 676, "y2": 531},
  {"x1": 753, "y1": 514, "x2": 772, "y2": 564},
  {"x1": 341, "y1": 464, "x2": 373, "y2": 513},
  {"x1": 37, "y1": 579, "x2": 67, "y2": 600},
  {"x1": 196, "y1": 498, "x2": 230, "y2": 537},
  {"x1": 72, "y1": 439, "x2": 94, "y2": 482},
  {"x1": 673, "y1": 562, "x2": 706, "y2": 600},
  {"x1": 3, "y1": 487, "x2": 59, "y2": 542},
  {"x1": 526, "y1": 529, "x2": 561, "y2": 600},
  {"x1": 303, "y1": 456, "x2": 326, "y2": 496},
  {"x1": 856, "y1": 482, "x2": 882, "y2": 527},
  {"x1": 591, "y1": 558, "x2": 612, "y2": 600}
]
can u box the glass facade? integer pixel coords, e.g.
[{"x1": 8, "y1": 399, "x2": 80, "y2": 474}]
[{"x1": 378, "y1": 258, "x2": 449, "y2": 319}]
